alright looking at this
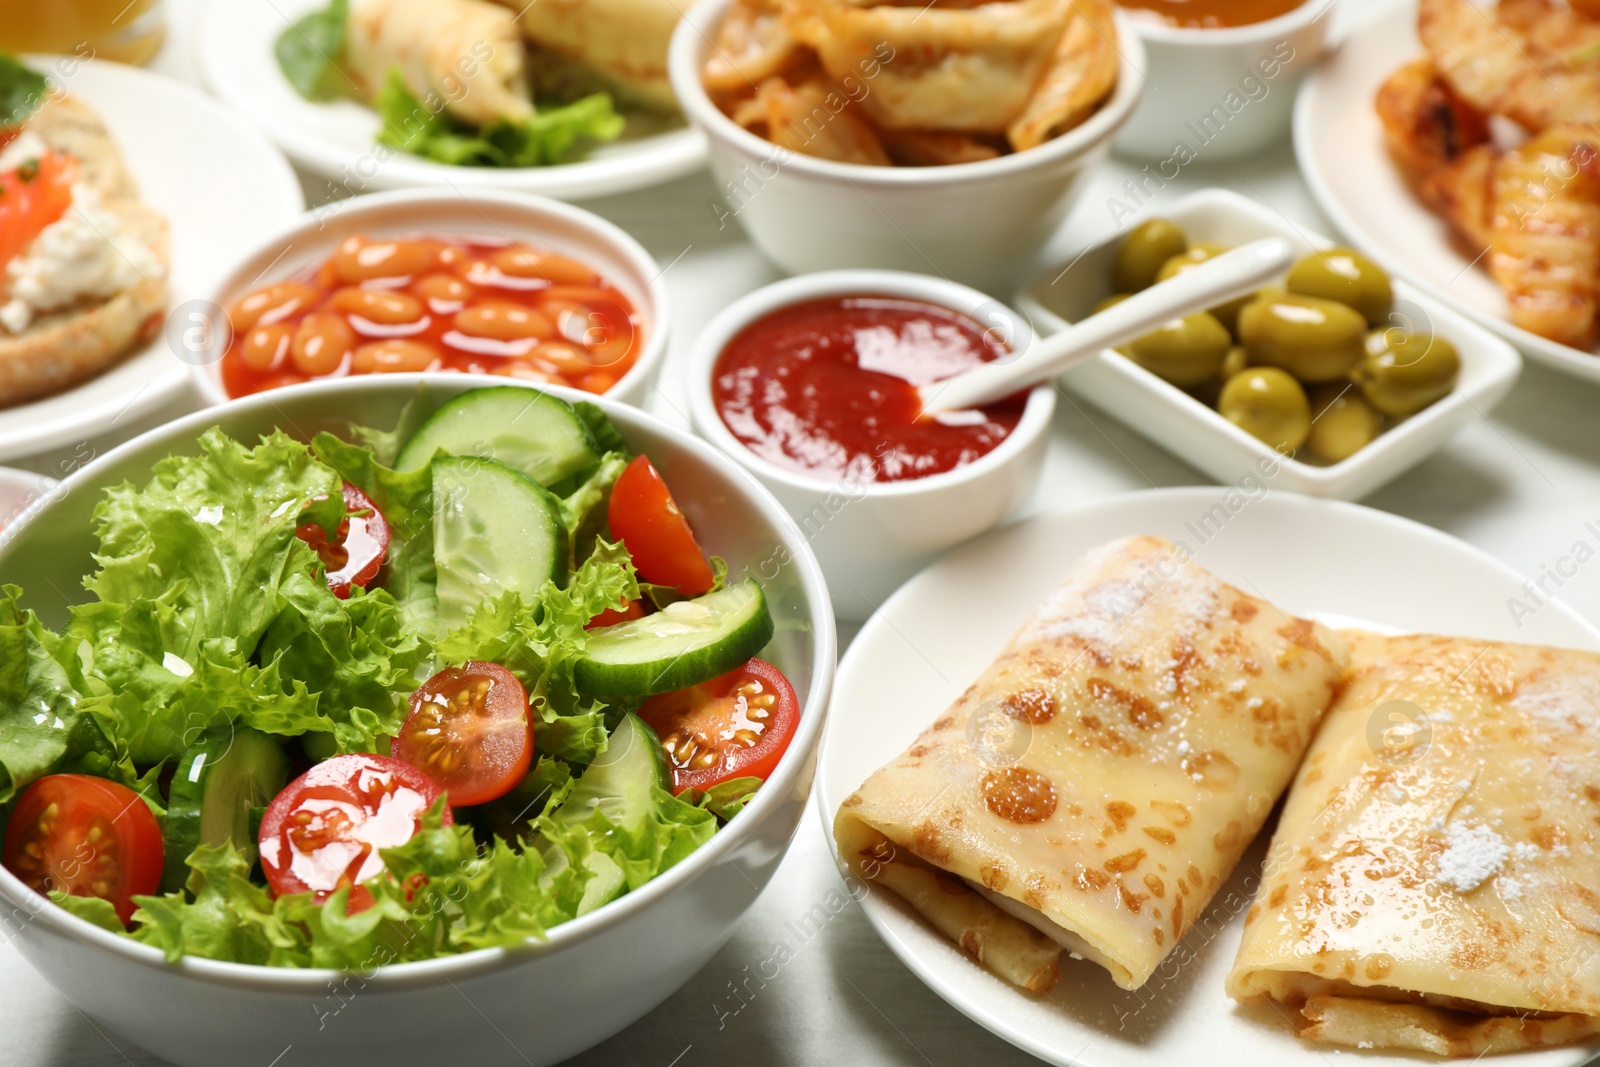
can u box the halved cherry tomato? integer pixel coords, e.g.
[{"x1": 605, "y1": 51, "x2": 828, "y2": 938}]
[
  {"x1": 394, "y1": 662, "x2": 532, "y2": 807},
  {"x1": 639, "y1": 658, "x2": 799, "y2": 794},
  {"x1": 0, "y1": 151, "x2": 74, "y2": 270},
  {"x1": 585, "y1": 598, "x2": 644, "y2": 630},
  {"x1": 3, "y1": 774, "x2": 163, "y2": 926},
  {"x1": 258, "y1": 754, "x2": 448, "y2": 909},
  {"x1": 608, "y1": 456, "x2": 713, "y2": 595},
  {"x1": 296, "y1": 482, "x2": 391, "y2": 598}
]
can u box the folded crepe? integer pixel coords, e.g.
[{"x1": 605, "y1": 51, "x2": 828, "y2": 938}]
[
  {"x1": 835, "y1": 535, "x2": 1350, "y2": 992},
  {"x1": 347, "y1": 0, "x2": 533, "y2": 126},
  {"x1": 497, "y1": 0, "x2": 689, "y2": 111},
  {"x1": 1228, "y1": 631, "x2": 1600, "y2": 1056}
]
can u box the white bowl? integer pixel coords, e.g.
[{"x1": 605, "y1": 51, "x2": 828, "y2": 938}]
[
  {"x1": 667, "y1": 0, "x2": 1146, "y2": 292},
  {"x1": 0, "y1": 467, "x2": 58, "y2": 533},
  {"x1": 1114, "y1": 0, "x2": 1331, "y2": 163},
  {"x1": 687, "y1": 270, "x2": 1055, "y2": 621},
  {"x1": 0, "y1": 375, "x2": 836, "y2": 1067},
  {"x1": 197, "y1": 0, "x2": 707, "y2": 201},
  {"x1": 187, "y1": 190, "x2": 670, "y2": 410},
  {"x1": 1017, "y1": 188, "x2": 1522, "y2": 500}
]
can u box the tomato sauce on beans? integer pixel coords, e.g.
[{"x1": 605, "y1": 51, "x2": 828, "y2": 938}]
[
  {"x1": 220, "y1": 235, "x2": 641, "y2": 397},
  {"x1": 711, "y1": 295, "x2": 1023, "y2": 483}
]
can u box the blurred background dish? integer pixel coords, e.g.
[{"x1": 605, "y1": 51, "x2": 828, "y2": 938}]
[
  {"x1": 668, "y1": 0, "x2": 1146, "y2": 291},
  {"x1": 1112, "y1": 0, "x2": 1330, "y2": 163},
  {"x1": 1296, "y1": 0, "x2": 1600, "y2": 384},
  {"x1": 0, "y1": 55, "x2": 302, "y2": 461},
  {"x1": 0, "y1": 0, "x2": 166, "y2": 65},
  {"x1": 190, "y1": 189, "x2": 669, "y2": 410},
  {"x1": 198, "y1": 0, "x2": 706, "y2": 199}
]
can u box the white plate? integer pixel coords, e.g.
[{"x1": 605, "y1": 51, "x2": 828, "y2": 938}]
[
  {"x1": 818, "y1": 488, "x2": 1600, "y2": 1067},
  {"x1": 198, "y1": 0, "x2": 707, "y2": 199},
  {"x1": 1295, "y1": 2, "x2": 1600, "y2": 383},
  {"x1": 1019, "y1": 189, "x2": 1521, "y2": 501},
  {"x1": 0, "y1": 57, "x2": 303, "y2": 461}
]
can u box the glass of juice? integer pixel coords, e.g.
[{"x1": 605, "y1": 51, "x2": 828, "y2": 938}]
[{"x1": 0, "y1": 0, "x2": 165, "y2": 66}]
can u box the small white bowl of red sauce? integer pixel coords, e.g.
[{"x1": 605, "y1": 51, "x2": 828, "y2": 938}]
[
  {"x1": 1112, "y1": 0, "x2": 1330, "y2": 163},
  {"x1": 190, "y1": 189, "x2": 668, "y2": 409},
  {"x1": 688, "y1": 271, "x2": 1055, "y2": 621}
]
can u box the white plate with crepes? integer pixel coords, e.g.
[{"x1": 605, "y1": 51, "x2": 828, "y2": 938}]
[
  {"x1": 198, "y1": 0, "x2": 707, "y2": 200},
  {"x1": 1295, "y1": 1, "x2": 1600, "y2": 384},
  {"x1": 817, "y1": 487, "x2": 1600, "y2": 1067},
  {"x1": 0, "y1": 57, "x2": 302, "y2": 461}
]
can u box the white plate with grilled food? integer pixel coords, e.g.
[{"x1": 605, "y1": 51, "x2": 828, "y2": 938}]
[
  {"x1": 198, "y1": 0, "x2": 707, "y2": 199},
  {"x1": 819, "y1": 488, "x2": 1600, "y2": 1067},
  {"x1": 0, "y1": 55, "x2": 302, "y2": 460},
  {"x1": 1296, "y1": 0, "x2": 1600, "y2": 384}
]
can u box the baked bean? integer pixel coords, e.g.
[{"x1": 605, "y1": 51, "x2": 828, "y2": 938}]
[
  {"x1": 493, "y1": 247, "x2": 596, "y2": 285},
  {"x1": 291, "y1": 313, "x2": 355, "y2": 375},
  {"x1": 330, "y1": 287, "x2": 425, "y2": 326},
  {"x1": 413, "y1": 272, "x2": 473, "y2": 309},
  {"x1": 490, "y1": 361, "x2": 555, "y2": 383},
  {"x1": 229, "y1": 283, "x2": 319, "y2": 333},
  {"x1": 352, "y1": 340, "x2": 441, "y2": 373},
  {"x1": 455, "y1": 301, "x2": 554, "y2": 342},
  {"x1": 579, "y1": 372, "x2": 619, "y2": 393},
  {"x1": 331, "y1": 237, "x2": 436, "y2": 283},
  {"x1": 531, "y1": 342, "x2": 593, "y2": 375},
  {"x1": 258, "y1": 372, "x2": 308, "y2": 391},
  {"x1": 240, "y1": 323, "x2": 292, "y2": 372}
]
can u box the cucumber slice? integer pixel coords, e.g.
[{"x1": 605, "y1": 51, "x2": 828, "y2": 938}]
[
  {"x1": 396, "y1": 387, "x2": 603, "y2": 486},
  {"x1": 545, "y1": 714, "x2": 670, "y2": 915},
  {"x1": 161, "y1": 725, "x2": 289, "y2": 892},
  {"x1": 575, "y1": 580, "x2": 773, "y2": 699},
  {"x1": 433, "y1": 455, "x2": 567, "y2": 632}
]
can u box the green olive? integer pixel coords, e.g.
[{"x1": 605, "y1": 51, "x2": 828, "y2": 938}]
[
  {"x1": 1219, "y1": 367, "x2": 1312, "y2": 453},
  {"x1": 1220, "y1": 345, "x2": 1250, "y2": 380},
  {"x1": 1156, "y1": 244, "x2": 1250, "y2": 334},
  {"x1": 1238, "y1": 293, "x2": 1367, "y2": 383},
  {"x1": 1306, "y1": 385, "x2": 1383, "y2": 463},
  {"x1": 1112, "y1": 219, "x2": 1188, "y2": 293},
  {"x1": 1286, "y1": 248, "x2": 1394, "y2": 327},
  {"x1": 1094, "y1": 293, "x2": 1132, "y2": 315},
  {"x1": 1121, "y1": 311, "x2": 1233, "y2": 387},
  {"x1": 1354, "y1": 329, "x2": 1462, "y2": 416}
]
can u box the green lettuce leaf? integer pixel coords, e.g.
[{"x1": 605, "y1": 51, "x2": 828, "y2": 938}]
[
  {"x1": 375, "y1": 71, "x2": 624, "y2": 168},
  {"x1": 539, "y1": 777, "x2": 716, "y2": 896},
  {"x1": 258, "y1": 574, "x2": 429, "y2": 754},
  {"x1": 0, "y1": 53, "x2": 47, "y2": 132},
  {"x1": 274, "y1": 0, "x2": 350, "y2": 102},
  {"x1": 560, "y1": 451, "x2": 627, "y2": 572},
  {"x1": 85, "y1": 428, "x2": 341, "y2": 658},
  {"x1": 48, "y1": 891, "x2": 124, "y2": 932},
  {"x1": 680, "y1": 776, "x2": 763, "y2": 822},
  {"x1": 0, "y1": 587, "x2": 113, "y2": 803}
]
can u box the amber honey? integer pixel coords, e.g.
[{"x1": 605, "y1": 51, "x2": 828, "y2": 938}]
[
  {"x1": 0, "y1": 0, "x2": 165, "y2": 65},
  {"x1": 1116, "y1": 0, "x2": 1307, "y2": 28}
]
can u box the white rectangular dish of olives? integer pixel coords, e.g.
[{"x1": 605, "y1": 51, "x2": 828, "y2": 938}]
[{"x1": 1018, "y1": 188, "x2": 1522, "y2": 500}]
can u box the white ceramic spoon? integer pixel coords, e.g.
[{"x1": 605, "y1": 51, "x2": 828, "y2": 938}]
[{"x1": 918, "y1": 237, "x2": 1294, "y2": 416}]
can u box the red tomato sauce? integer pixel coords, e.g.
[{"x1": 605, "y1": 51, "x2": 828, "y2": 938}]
[
  {"x1": 220, "y1": 234, "x2": 640, "y2": 398},
  {"x1": 711, "y1": 295, "x2": 1023, "y2": 483}
]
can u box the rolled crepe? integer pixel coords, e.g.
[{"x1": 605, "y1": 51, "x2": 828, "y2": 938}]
[
  {"x1": 1228, "y1": 631, "x2": 1600, "y2": 1055},
  {"x1": 835, "y1": 535, "x2": 1350, "y2": 992},
  {"x1": 497, "y1": 0, "x2": 689, "y2": 111},
  {"x1": 347, "y1": 0, "x2": 532, "y2": 127}
]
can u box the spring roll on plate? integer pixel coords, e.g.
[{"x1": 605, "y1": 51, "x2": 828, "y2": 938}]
[
  {"x1": 346, "y1": 0, "x2": 532, "y2": 126},
  {"x1": 834, "y1": 535, "x2": 1350, "y2": 992},
  {"x1": 1229, "y1": 631, "x2": 1600, "y2": 1055}
]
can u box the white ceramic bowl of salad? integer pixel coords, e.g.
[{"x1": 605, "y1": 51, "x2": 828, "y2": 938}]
[
  {"x1": 0, "y1": 375, "x2": 834, "y2": 1067},
  {"x1": 187, "y1": 189, "x2": 670, "y2": 411}
]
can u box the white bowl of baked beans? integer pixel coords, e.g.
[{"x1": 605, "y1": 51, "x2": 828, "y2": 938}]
[{"x1": 188, "y1": 189, "x2": 669, "y2": 409}]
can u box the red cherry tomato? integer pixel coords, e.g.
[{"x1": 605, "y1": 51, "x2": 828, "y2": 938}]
[
  {"x1": 608, "y1": 456, "x2": 713, "y2": 595},
  {"x1": 0, "y1": 152, "x2": 75, "y2": 271},
  {"x1": 585, "y1": 598, "x2": 644, "y2": 630},
  {"x1": 258, "y1": 754, "x2": 448, "y2": 907},
  {"x1": 296, "y1": 482, "x2": 391, "y2": 599},
  {"x1": 639, "y1": 658, "x2": 799, "y2": 794},
  {"x1": 3, "y1": 774, "x2": 163, "y2": 926},
  {"x1": 393, "y1": 662, "x2": 533, "y2": 807}
]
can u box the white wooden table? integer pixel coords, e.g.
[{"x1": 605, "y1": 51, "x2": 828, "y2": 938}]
[{"x1": 5, "y1": 1, "x2": 1600, "y2": 1064}]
